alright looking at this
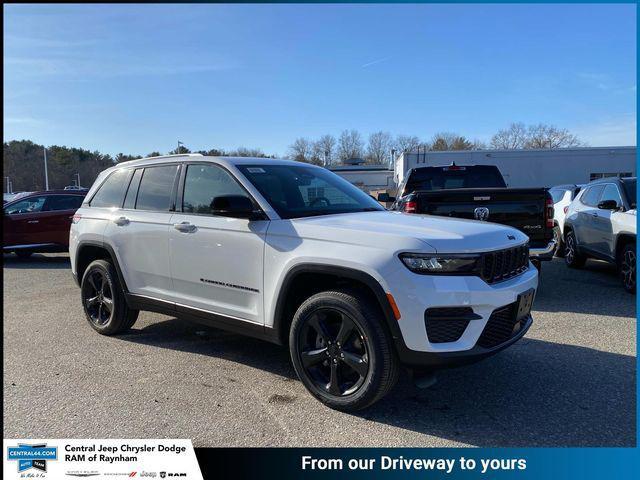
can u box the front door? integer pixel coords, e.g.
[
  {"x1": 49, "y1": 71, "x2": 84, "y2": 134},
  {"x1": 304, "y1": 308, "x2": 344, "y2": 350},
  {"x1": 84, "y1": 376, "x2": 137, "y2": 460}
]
[
  {"x1": 3, "y1": 195, "x2": 48, "y2": 248},
  {"x1": 591, "y1": 183, "x2": 621, "y2": 258},
  {"x1": 169, "y1": 163, "x2": 268, "y2": 325}
]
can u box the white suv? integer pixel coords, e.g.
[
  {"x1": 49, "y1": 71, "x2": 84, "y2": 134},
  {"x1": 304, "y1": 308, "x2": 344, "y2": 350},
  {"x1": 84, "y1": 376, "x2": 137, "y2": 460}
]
[{"x1": 70, "y1": 154, "x2": 538, "y2": 410}]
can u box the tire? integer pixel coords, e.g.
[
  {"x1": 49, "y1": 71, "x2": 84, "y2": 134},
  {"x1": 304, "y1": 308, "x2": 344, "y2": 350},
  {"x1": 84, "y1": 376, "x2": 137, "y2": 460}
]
[
  {"x1": 289, "y1": 289, "x2": 400, "y2": 411},
  {"x1": 80, "y1": 259, "x2": 139, "y2": 335},
  {"x1": 553, "y1": 226, "x2": 565, "y2": 257},
  {"x1": 564, "y1": 229, "x2": 587, "y2": 268},
  {"x1": 618, "y1": 243, "x2": 636, "y2": 294},
  {"x1": 15, "y1": 250, "x2": 33, "y2": 259}
]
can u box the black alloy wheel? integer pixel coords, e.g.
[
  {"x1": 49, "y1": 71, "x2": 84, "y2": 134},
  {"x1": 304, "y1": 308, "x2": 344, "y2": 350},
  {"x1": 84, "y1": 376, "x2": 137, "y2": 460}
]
[
  {"x1": 289, "y1": 289, "x2": 399, "y2": 411},
  {"x1": 82, "y1": 269, "x2": 114, "y2": 326},
  {"x1": 80, "y1": 259, "x2": 139, "y2": 335},
  {"x1": 297, "y1": 308, "x2": 370, "y2": 397}
]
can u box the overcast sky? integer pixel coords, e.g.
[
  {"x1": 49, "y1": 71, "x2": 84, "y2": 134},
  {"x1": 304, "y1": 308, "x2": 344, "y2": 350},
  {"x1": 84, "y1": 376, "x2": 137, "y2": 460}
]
[{"x1": 4, "y1": 3, "x2": 637, "y2": 156}]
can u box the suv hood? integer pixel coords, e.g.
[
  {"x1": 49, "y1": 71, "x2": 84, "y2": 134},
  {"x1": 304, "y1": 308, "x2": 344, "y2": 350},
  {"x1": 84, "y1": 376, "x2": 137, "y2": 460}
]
[{"x1": 290, "y1": 211, "x2": 529, "y2": 253}]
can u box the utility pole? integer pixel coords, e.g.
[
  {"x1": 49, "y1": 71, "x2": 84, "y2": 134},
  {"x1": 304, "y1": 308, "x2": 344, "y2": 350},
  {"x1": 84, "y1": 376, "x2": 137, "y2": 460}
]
[
  {"x1": 74, "y1": 173, "x2": 81, "y2": 187},
  {"x1": 43, "y1": 147, "x2": 50, "y2": 190},
  {"x1": 4, "y1": 176, "x2": 12, "y2": 194}
]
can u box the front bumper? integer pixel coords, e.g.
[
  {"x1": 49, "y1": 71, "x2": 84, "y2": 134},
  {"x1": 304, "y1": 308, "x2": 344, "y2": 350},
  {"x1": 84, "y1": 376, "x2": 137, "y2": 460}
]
[
  {"x1": 382, "y1": 260, "x2": 538, "y2": 368},
  {"x1": 529, "y1": 239, "x2": 556, "y2": 261}
]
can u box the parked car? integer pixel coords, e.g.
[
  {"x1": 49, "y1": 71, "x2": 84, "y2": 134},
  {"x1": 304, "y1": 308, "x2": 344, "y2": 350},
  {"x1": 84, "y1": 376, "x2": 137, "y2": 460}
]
[
  {"x1": 3, "y1": 190, "x2": 87, "y2": 258},
  {"x1": 64, "y1": 185, "x2": 89, "y2": 191},
  {"x1": 564, "y1": 177, "x2": 636, "y2": 292},
  {"x1": 388, "y1": 163, "x2": 556, "y2": 268},
  {"x1": 70, "y1": 154, "x2": 538, "y2": 411},
  {"x1": 548, "y1": 184, "x2": 584, "y2": 256}
]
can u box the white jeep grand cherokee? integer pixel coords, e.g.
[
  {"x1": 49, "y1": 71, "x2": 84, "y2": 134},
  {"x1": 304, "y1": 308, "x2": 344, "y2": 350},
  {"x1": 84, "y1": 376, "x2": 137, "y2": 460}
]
[{"x1": 70, "y1": 154, "x2": 538, "y2": 410}]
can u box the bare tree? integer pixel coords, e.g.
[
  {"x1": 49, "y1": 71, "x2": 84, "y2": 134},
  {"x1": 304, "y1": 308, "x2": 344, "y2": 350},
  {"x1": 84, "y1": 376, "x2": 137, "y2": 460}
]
[
  {"x1": 525, "y1": 124, "x2": 584, "y2": 149},
  {"x1": 288, "y1": 137, "x2": 313, "y2": 163},
  {"x1": 394, "y1": 135, "x2": 422, "y2": 154},
  {"x1": 366, "y1": 131, "x2": 393, "y2": 165},
  {"x1": 430, "y1": 132, "x2": 475, "y2": 151},
  {"x1": 337, "y1": 130, "x2": 365, "y2": 162},
  {"x1": 314, "y1": 134, "x2": 337, "y2": 166},
  {"x1": 490, "y1": 122, "x2": 528, "y2": 149}
]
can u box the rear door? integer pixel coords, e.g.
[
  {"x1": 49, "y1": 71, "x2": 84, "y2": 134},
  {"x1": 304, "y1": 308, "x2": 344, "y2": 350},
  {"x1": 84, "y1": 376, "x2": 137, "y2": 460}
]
[
  {"x1": 168, "y1": 162, "x2": 268, "y2": 325},
  {"x1": 38, "y1": 194, "x2": 85, "y2": 247},
  {"x1": 102, "y1": 164, "x2": 180, "y2": 303}
]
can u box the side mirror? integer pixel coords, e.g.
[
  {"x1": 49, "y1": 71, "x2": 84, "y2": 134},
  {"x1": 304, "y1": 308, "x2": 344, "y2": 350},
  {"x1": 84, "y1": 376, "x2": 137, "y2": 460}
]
[
  {"x1": 377, "y1": 193, "x2": 396, "y2": 202},
  {"x1": 211, "y1": 195, "x2": 259, "y2": 219},
  {"x1": 597, "y1": 199, "x2": 619, "y2": 210}
]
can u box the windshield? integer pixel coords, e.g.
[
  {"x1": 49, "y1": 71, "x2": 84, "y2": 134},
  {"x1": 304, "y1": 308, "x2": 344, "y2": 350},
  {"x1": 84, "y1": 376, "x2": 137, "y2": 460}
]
[
  {"x1": 622, "y1": 179, "x2": 637, "y2": 208},
  {"x1": 405, "y1": 165, "x2": 506, "y2": 193},
  {"x1": 238, "y1": 164, "x2": 384, "y2": 219}
]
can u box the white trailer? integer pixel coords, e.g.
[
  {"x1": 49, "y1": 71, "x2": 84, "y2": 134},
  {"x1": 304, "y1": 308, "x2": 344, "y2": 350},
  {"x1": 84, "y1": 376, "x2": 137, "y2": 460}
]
[{"x1": 395, "y1": 146, "x2": 636, "y2": 188}]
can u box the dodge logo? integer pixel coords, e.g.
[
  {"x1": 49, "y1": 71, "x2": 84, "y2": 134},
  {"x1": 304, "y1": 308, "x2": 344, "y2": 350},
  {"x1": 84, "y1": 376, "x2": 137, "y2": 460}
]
[{"x1": 474, "y1": 207, "x2": 490, "y2": 221}]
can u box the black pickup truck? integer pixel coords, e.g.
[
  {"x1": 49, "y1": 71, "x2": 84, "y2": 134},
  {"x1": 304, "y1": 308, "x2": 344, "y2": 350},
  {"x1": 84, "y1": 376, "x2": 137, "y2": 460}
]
[{"x1": 387, "y1": 164, "x2": 556, "y2": 266}]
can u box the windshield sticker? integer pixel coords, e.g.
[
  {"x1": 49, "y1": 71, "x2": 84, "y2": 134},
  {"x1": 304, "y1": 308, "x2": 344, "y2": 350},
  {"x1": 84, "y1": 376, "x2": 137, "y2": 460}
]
[{"x1": 247, "y1": 167, "x2": 265, "y2": 173}]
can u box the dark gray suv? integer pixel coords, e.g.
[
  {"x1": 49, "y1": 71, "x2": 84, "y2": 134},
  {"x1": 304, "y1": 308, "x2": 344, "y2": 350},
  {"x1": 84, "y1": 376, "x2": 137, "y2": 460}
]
[{"x1": 563, "y1": 177, "x2": 636, "y2": 292}]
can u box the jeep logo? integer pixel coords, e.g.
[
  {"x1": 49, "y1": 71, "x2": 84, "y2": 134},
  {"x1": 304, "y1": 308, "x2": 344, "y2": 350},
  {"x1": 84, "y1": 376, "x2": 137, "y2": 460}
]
[{"x1": 474, "y1": 207, "x2": 490, "y2": 221}]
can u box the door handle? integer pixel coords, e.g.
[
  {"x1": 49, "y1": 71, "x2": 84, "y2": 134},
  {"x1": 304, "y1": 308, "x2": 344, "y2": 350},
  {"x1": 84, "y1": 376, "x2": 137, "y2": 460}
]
[
  {"x1": 113, "y1": 216, "x2": 130, "y2": 226},
  {"x1": 174, "y1": 222, "x2": 197, "y2": 233},
  {"x1": 27, "y1": 220, "x2": 39, "y2": 224}
]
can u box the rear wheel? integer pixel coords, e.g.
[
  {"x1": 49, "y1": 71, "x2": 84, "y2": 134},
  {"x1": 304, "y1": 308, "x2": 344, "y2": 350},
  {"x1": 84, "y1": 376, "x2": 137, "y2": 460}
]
[
  {"x1": 15, "y1": 250, "x2": 33, "y2": 259},
  {"x1": 289, "y1": 289, "x2": 399, "y2": 411},
  {"x1": 618, "y1": 243, "x2": 636, "y2": 293},
  {"x1": 81, "y1": 259, "x2": 139, "y2": 335},
  {"x1": 564, "y1": 230, "x2": 586, "y2": 268}
]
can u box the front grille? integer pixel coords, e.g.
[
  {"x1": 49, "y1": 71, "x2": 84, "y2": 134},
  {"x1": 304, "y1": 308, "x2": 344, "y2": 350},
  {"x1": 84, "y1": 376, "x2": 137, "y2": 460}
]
[
  {"x1": 477, "y1": 302, "x2": 526, "y2": 348},
  {"x1": 425, "y1": 307, "x2": 480, "y2": 343},
  {"x1": 480, "y1": 244, "x2": 529, "y2": 284}
]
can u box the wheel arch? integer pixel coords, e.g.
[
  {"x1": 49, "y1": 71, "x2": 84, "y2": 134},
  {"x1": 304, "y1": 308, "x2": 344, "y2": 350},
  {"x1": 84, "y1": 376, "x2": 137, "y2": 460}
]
[
  {"x1": 75, "y1": 241, "x2": 129, "y2": 293},
  {"x1": 616, "y1": 233, "x2": 636, "y2": 260},
  {"x1": 272, "y1": 264, "x2": 402, "y2": 348}
]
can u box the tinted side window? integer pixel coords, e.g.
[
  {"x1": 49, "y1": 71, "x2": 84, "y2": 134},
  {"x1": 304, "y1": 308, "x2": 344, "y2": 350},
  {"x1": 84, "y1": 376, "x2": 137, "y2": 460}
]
[
  {"x1": 123, "y1": 169, "x2": 143, "y2": 209},
  {"x1": 599, "y1": 184, "x2": 622, "y2": 206},
  {"x1": 90, "y1": 169, "x2": 132, "y2": 208},
  {"x1": 5, "y1": 196, "x2": 47, "y2": 215},
  {"x1": 549, "y1": 189, "x2": 566, "y2": 203},
  {"x1": 45, "y1": 195, "x2": 84, "y2": 211},
  {"x1": 183, "y1": 164, "x2": 246, "y2": 214},
  {"x1": 581, "y1": 185, "x2": 605, "y2": 206},
  {"x1": 136, "y1": 165, "x2": 179, "y2": 212}
]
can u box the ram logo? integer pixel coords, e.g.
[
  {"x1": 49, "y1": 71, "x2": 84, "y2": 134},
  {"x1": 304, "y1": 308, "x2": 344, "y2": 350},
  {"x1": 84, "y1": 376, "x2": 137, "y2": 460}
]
[{"x1": 474, "y1": 207, "x2": 490, "y2": 221}]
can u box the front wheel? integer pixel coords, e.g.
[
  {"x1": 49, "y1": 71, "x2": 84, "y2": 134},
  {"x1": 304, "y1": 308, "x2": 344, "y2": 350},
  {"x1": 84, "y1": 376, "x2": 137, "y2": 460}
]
[
  {"x1": 564, "y1": 230, "x2": 586, "y2": 268},
  {"x1": 289, "y1": 289, "x2": 399, "y2": 411},
  {"x1": 618, "y1": 243, "x2": 636, "y2": 294}
]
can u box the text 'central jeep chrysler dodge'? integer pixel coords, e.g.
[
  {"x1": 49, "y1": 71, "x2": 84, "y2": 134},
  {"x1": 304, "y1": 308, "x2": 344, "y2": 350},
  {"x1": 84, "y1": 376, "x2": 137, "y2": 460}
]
[{"x1": 70, "y1": 154, "x2": 538, "y2": 410}]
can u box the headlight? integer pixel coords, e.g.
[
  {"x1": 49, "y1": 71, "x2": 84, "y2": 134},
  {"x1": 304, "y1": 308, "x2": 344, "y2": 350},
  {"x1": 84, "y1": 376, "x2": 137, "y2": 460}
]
[{"x1": 399, "y1": 253, "x2": 480, "y2": 274}]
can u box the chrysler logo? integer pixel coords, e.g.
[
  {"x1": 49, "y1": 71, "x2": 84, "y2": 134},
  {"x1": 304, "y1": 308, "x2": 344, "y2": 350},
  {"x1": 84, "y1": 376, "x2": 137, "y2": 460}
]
[{"x1": 474, "y1": 207, "x2": 490, "y2": 221}]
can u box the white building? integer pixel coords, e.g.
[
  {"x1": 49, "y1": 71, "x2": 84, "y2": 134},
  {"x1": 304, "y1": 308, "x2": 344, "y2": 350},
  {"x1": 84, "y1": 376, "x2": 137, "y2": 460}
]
[
  {"x1": 395, "y1": 146, "x2": 636, "y2": 188},
  {"x1": 330, "y1": 165, "x2": 395, "y2": 192}
]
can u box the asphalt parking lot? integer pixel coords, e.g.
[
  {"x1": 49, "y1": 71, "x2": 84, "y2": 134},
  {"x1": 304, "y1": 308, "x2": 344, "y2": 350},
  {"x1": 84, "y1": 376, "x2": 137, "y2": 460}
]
[{"x1": 3, "y1": 254, "x2": 636, "y2": 447}]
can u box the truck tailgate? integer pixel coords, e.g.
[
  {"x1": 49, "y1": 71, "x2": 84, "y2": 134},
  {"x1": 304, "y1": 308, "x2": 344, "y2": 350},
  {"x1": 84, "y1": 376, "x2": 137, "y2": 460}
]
[{"x1": 414, "y1": 188, "x2": 551, "y2": 246}]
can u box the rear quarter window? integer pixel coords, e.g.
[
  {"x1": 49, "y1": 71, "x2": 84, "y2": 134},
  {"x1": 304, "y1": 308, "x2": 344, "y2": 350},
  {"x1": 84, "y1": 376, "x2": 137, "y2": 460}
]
[{"x1": 90, "y1": 169, "x2": 132, "y2": 208}]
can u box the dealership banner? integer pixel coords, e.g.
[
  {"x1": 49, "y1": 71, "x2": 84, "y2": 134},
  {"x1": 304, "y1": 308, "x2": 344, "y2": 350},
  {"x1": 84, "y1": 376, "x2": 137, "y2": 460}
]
[{"x1": 3, "y1": 439, "x2": 203, "y2": 479}]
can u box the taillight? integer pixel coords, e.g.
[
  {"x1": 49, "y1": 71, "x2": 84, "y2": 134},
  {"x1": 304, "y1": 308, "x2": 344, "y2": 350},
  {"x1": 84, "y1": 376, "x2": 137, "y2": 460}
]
[
  {"x1": 545, "y1": 196, "x2": 554, "y2": 228},
  {"x1": 72, "y1": 214, "x2": 82, "y2": 224},
  {"x1": 563, "y1": 206, "x2": 569, "y2": 214},
  {"x1": 403, "y1": 200, "x2": 418, "y2": 214}
]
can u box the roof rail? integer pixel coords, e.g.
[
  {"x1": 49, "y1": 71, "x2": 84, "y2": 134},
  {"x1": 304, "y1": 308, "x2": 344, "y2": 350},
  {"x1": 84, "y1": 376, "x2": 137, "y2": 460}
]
[{"x1": 142, "y1": 153, "x2": 204, "y2": 160}]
